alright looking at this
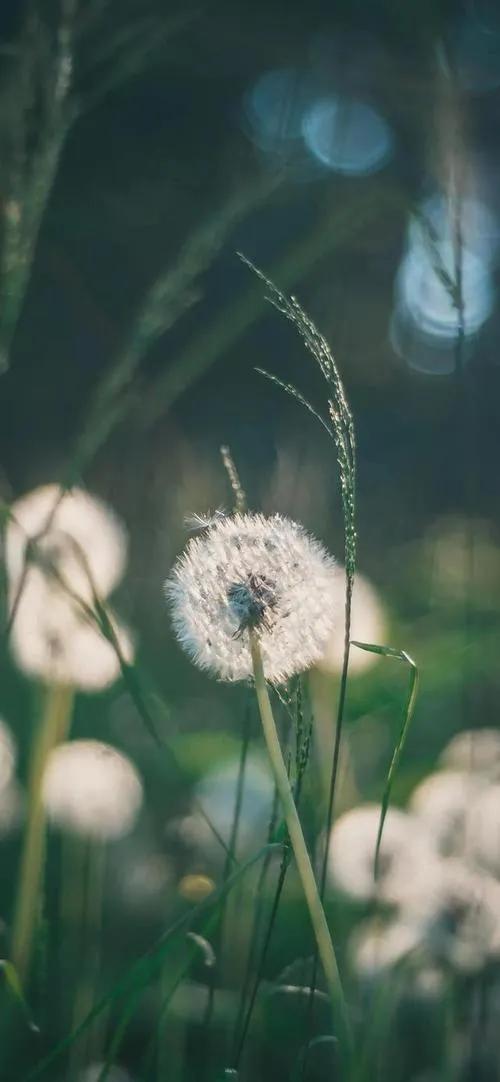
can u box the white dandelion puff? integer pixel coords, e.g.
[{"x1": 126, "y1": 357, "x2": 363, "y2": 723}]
[
  {"x1": 462, "y1": 784, "x2": 500, "y2": 879},
  {"x1": 316, "y1": 568, "x2": 388, "y2": 676},
  {"x1": 0, "y1": 719, "x2": 16, "y2": 792},
  {"x1": 184, "y1": 508, "x2": 228, "y2": 532},
  {"x1": 409, "y1": 770, "x2": 483, "y2": 860},
  {"x1": 42, "y1": 740, "x2": 143, "y2": 841},
  {"x1": 5, "y1": 483, "x2": 127, "y2": 605},
  {"x1": 78, "y1": 1066, "x2": 132, "y2": 1082},
  {"x1": 350, "y1": 917, "x2": 422, "y2": 978},
  {"x1": 439, "y1": 729, "x2": 500, "y2": 780},
  {"x1": 194, "y1": 752, "x2": 274, "y2": 855},
  {"x1": 327, "y1": 803, "x2": 441, "y2": 905},
  {"x1": 0, "y1": 782, "x2": 24, "y2": 835},
  {"x1": 165, "y1": 512, "x2": 338, "y2": 683},
  {"x1": 402, "y1": 860, "x2": 500, "y2": 974},
  {"x1": 10, "y1": 581, "x2": 134, "y2": 691}
]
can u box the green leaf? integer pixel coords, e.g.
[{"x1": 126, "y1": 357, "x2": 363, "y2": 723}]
[
  {"x1": 351, "y1": 641, "x2": 419, "y2": 879},
  {"x1": 0, "y1": 960, "x2": 39, "y2": 1033}
]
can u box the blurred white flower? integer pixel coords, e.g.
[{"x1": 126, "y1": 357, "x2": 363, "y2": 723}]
[
  {"x1": 422, "y1": 516, "x2": 500, "y2": 605},
  {"x1": 409, "y1": 771, "x2": 483, "y2": 859},
  {"x1": 351, "y1": 918, "x2": 446, "y2": 999},
  {"x1": 463, "y1": 785, "x2": 500, "y2": 879},
  {"x1": 79, "y1": 1067, "x2": 132, "y2": 1082},
  {"x1": 169, "y1": 752, "x2": 275, "y2": 870},
  {"x1": 196, "y1": 752, "x2": 274, "y2": 852},
  {"x1": 316, "y1": 569, "x2": 388, "y2": 676},
  {"x1": 6, "y1": 484, "x2": 127, "y2": 604},
  {"x1": 350, "y1": 917, "x2": 422, "y2": 977},
  {"x1": 0, "y1": 718, "x2": 16, "y2": 792},
  {"x1": 166, "y1": 512, "x2": 337, "y2": 682},
  {"x1": 117, "y1": 852, "x2": 172, "y2": 910},
  {"x1": 10, "y1": 583, "x2": 133, "y2": 691},
  {"x1": 328, "y1": 803, "x2": 440, "y2": 904},
  {"x1": 403, "y1": 860, "x2": 500, "y2": 974},
  {"x1": 42, "y1": 740, "x2": 143, "y2": 840},
  {"x1": 440, "y1": 729, "x2": 500, "y2": 780},
  {"x1": 0, "y1": 782, "x2": 24, "y2": 835}
]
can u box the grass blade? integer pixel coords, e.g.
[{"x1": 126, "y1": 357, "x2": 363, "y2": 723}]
[{"x1": 351, "y1": 641, "x2": 419, "y2": 878}]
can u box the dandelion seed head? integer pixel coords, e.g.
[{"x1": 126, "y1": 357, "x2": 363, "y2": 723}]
[
  {"x1": 0, "y1": 719, "x2": 16, "y2": 792},
  {"x1": 409, "y1": 771, "x2": 483, "y2": 859},
  {"x1": 403, "y1": 860, "x2": 500, "y2": 973},
  {"x1": 328, "y1": 803, "x2": 440, "y2": 904},
  {"x1": 0, "y1": 783, "x2": 24, "y2": 835},
  {"x1": 195, "y1": 752, "x2": 274, "y2": 853},
  {"x1": 463, "y1": 784, "x2": 500, "y2": 878},
  {"x1": 42, "y1": 740, "x2": 143, "y2": 840},
  {"x1": 116, "y1": 850, "x2": 173, "y2": 911},
  {"x1": 165, "y1": 512, "x2": 337, "y2": 682},
  {"x1": 10, "y1": 582, "x2": 134, "y2": 691},
  {"x1": 184, "y1": 509, "x2": 227, "y2": 532},
  {"x1": 440, "y1": 728, "x2": 500, "y2": 780},
  {"x1": 79, "y1": 1066, "x2": 132, "y2": 1082},
  {"x1": 6, "y1": 484, "x2": 127, "y2": 604},
  {"x1": 316, "y1": 569, "x2": 388, "y2": 676},
  {"x1": 350, "y1": 918, "x2": 421, "y2": 978}
]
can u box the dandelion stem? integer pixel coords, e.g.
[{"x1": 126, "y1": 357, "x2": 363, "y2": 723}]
[
  {"x1": 249, "y1": 632, "x2": 351, "y2": 1062},
  {"x1": 11, "y1": 682, "x2": 74, "y2": 986}
]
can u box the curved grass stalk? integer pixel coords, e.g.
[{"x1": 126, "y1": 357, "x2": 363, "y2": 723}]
[{"x1": 350, "y1": 641, "x2": 419, "y2": 877}]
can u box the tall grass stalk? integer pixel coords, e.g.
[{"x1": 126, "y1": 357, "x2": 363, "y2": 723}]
[
  {"x1": 242, "y1": 257, "x2": 357, "y2": 1059},
  {"x1": 68, "y1": 840, "x2": 107, "y2": 1078},
  {"x1": 11, "y1": 682, "x2": 74, "y2": 986},
  {"x1": 249, "y1": 631, "x2": 351, "y2": 1063}
]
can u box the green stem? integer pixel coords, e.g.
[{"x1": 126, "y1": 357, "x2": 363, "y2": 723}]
[
  {"x1": 11, "y1": 682, "x2": 74, "y2": 986},
  {"x1": 69, "y1": 840, "x2": 107, "y2": 1078},
  {"x1": 249, "y1": 633, "x2": 351, "y2": 1063}
]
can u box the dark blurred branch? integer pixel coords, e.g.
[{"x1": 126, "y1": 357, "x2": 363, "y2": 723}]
[
  {"x1": 0, "y1": 0, "x2": 195, "y2": 373},
  {"x1": 133, "y1": 185, "x2": 394, "y2": 430},
  {"x1": 73, "y1": 8, "x2": 197, "y2": 115},
  {"x1": 64, "y1": 172, "x2": 279, "y2": 483},
  {"x1": 0, "y1": 0, "x2": 76, "y2": 372}
]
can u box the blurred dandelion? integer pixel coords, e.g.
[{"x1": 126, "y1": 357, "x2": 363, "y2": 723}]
[
  {"x1": 195, "y1": 752, "x2": 274, "y2": 853},
  {"x1": 6, "y1": 484, "x2": 127, "y2": 604},
  {"x1": 166, "y1": 511, "x2": 337, "y2": 683},
  {"x1": 422, "y1": 516, "x2": 500, "y2": 604},
  {"x1": 328, "y1": 804, "x2": 440, "y2": 904},
  {"x1": 0, "y1": 782, "x2": 24, "y2": 835},
  {"x1": 114, "y1": 848, "x2": 173, "y2": 913},
  {"x1": 463, "y1": 784, "x2": 500, "y2": 878},
  {"x1": 409, "y1": 771, "x2": 482, "y2": 859},
  {"x1": 350, "y1": 918, "x2": 421, "y2": 978},
  {"x1": 403, "y1": 860, "x2": 500, "y2": 973},
  {"x1": 440, "y1": 728, "x2": 500, "y2": 778},
  {"x1": 78, "y1": 1066, "x2": 132, "y2": 1082},
  {"x1": 7, "y1": 490, "x2": 132, "y2": 984},
  {"x1": 0, "y1": 718, "x2": 16, "y2": 792},
  {"x1": 5, "y1": 483, "x2": 133, "y2": 689},
  {"x1": 42, "y1": 740, "x2": 143, "y2": 841},
  {"x1": 10, "y1": 585, "x2": 134, "y2": 691},
  {"x1": 316, "y1": 569, "x2": 388, "y2": 676}
]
